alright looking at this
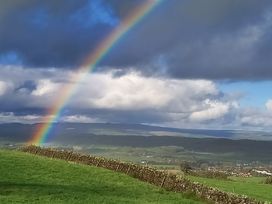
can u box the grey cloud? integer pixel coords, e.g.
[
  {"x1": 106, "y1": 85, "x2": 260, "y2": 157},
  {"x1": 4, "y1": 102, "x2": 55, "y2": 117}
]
[
  {"x1": 1, "y1": 0, "x2": 272, "y2": 79},
  {"x1": 0, "y1": 0, "x2": 120, "y2": 67},
  {"x1": 1, "y1": 66, "x2": 271, "y2": 130},
  {"x1": 103, "y1": 0, "x2": 272, "y2": 79},
  {"x1": 0, "y1": 66, "x2": 237, "y2": 127}
]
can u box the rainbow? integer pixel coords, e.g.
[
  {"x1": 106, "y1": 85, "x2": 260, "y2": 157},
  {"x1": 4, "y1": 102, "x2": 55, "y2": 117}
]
[{"x1": 28, "y1": 0, "x2": 162, "y2": 145}]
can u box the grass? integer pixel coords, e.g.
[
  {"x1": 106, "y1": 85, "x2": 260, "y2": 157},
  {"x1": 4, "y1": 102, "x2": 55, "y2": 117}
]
[
  {"x1": 188, "y1": 175, "x2": 272, "y2": 202},
  {"x1": 0, "y1": 150, "x2": 203, "y2": 204}
]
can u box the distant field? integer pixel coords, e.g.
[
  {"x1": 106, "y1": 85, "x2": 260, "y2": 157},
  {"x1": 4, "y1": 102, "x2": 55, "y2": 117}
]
[
  {"x1": 0, "y1": 150, "x2": 203, "y2": 204},
  {"x1": 76, "y1": 145, "x2": 246, "y2": 167},
  {"x1": 188, "y1": 175, "x2": 272, "y2": 202}
]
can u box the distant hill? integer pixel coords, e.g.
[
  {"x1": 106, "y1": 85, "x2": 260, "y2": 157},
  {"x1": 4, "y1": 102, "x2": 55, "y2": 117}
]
[
  {"x1": 0, "y1": 123, "x2": 272, "y2": 162},
  {"x1": 0, "y1": 122, "x2": 271, "y2": 142}
]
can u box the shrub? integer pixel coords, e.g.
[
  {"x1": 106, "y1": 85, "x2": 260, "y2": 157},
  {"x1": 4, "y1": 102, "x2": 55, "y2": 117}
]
[
  {"x1": 179, "y1": 161, "x2": 193, "y2": 174},
  {"x1": 265, "y1": 177, "x2": 272, "y2": 184}
]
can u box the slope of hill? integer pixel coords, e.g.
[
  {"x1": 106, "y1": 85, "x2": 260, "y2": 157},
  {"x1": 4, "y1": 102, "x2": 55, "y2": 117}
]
[
  {"x1": 188, "y1": 176, "x2": 272, "y2": 203},
  {"x1": 0, "y1": 149, "x2": 203, "y2": 204}
]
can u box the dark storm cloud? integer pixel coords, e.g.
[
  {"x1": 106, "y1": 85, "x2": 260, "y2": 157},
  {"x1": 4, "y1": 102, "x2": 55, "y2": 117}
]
[
  {"x1": 104, "y1": 0, "x2": 272, "y2": 79},
  {"x1": 1, "y1": 0, "x2": 272, "y2": 79},
  {"x1": 0, "y1": 0, "x2": 121, "y2": 67}
]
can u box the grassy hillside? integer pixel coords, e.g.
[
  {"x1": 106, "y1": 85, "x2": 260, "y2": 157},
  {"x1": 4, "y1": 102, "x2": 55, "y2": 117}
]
[
  {"x1": 188, "y1": 176, "x2": 272, "y2": 202},
  {"x1": 0, "y1": 150, "x2": 203, "y2": 204}
]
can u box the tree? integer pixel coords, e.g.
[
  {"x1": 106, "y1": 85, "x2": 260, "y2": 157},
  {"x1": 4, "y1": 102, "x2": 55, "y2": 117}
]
[{"x1": 180, "y1": 161, "x2": 192, "y2": 173}]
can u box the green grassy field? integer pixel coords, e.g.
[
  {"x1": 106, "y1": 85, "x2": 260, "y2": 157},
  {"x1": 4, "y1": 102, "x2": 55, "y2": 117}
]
[
  {"x1": 188, "y1": 175, "x2": 272, "y2": 202},
  {"x1": 0, "y1": 150, "x2": 203, "y2": 204}
]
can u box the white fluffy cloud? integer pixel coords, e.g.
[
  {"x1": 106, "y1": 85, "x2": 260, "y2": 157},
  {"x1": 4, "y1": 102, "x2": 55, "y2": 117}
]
[
  {"x1": 0, "y1": 67, "x2": 221, "y2": 112},
  {"x1": 2, "y1": 65, "x2": 269, "y2": 130},
  {"x1": 189, "y1": 100, "x2": 231, "y2": 122},
  {"x1": 0, "y1": 81, "x2": 7, "y2": 96},
  {"x1": 240, "y1": 111, "x2": 272, "y2": 128},
  {"x1": 82, "y1": 72, "x2": 173, "y2": 110},
  {"x1": 266, "y1": 99, "x2": 272, "y2": 111},
  {"x1": 73, "y1": 72, "x2": 219, "y2": 112},
  {"x1": 238, "y1": 100, "x2": 272, "y2": 129},
  {"x1": 32, "y1": 79, "x2": 60, "y2": 96},
  {"x1": 0, "y1": 66, "x2": 233, "y2": 126},
  {"x1": 238, "y1": 99, "x2": 272, "y2": 129},
  {"x1": 0, "y1": 112, "x2": 42, "y2": 123},
  {"x1": 62, "y1": 115, "x2": 100, "y2": 123}
]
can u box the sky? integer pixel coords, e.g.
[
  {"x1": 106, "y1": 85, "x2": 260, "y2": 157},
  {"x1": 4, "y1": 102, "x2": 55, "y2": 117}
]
[{"x1": 0, "y1": 0, "x2": 272, "y2": 131}]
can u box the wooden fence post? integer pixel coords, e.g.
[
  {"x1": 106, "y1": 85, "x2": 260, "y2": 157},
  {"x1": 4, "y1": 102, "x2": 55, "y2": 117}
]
[
  {"x1": 51, "y1": 151, "x2": 56, "y2": 158},
  {"x1": 126, "y1": 166, "x2": 131, "y2": 174},
  {"x1": 96, "y1": 160, "x2": 101, "y2": 167},
  {"x1": 160, "y1": 174, "x2": 168, "y2": 188},
  {"x1": 116, "y1": 164, "x2": 120, "y2": 171},
  {"x1": 66, "y1": 152, "x2": 72, "y2": 161}
]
